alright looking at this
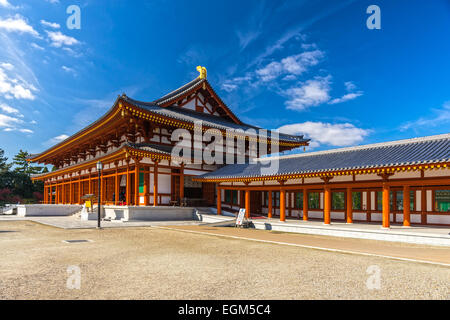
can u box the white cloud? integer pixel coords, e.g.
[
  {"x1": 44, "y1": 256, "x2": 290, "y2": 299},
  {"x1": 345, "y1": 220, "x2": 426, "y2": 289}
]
[
  {"x1": 62, "y1": 65, "x2": 76, "y2": 75},
  {"x1": 256, "y1": 50, "x2": 324, "y2": 82},
  {"x1": 46, "y1": 31, "x2": 79, "y2": 47},
  {"x1": 278, "y1": 121, "x2": 370, "y2": 147},
  {"x1": 0, "y1": 66, "x2": 37, "y2": 100},
  {"x1": 329, "y1": 92, "x2": 363, "y2": 104},
  {"x1": 0, "y1": 113, "x2": 22, "y2": 129},
  {"x1": 221, "y1": 75, "x2": 252, "y2": 92},
  {"x1": 400, "y1": 101, "x2": 450, "y2": 131},
  {"x1": 40, "y1": 19, "x2": 60, "y2": 29},
  {"x1": 19, "y1": 128, "x2": 33, "y2": 134},
  {"x1": 284, "y1": 76, "x2": 331, "y2": 111},
  {"x1": 0, "y1": 103, "x2": 22, "y2": 117},
  {"x1": 30, "y1": 43, "x2": 44, "y2": 51},
  {"x1": 48, "y1": 134, "x2": 69, "y2": 144},
  {"x1": 329, "y1": 81, "x2": 363, "y2": 104},
  {"x1": 0, "y1": 62, "x2": 14, "y2": 70},
  {"x1": 0, "y1": 15, "x2": 39, "y2": 37},
  {"x1": 45, "y1": 0, "x2": 60, "y2": 3},
  {"x1": 0, "y1": 0, "x2": 12, "y2": 8}
]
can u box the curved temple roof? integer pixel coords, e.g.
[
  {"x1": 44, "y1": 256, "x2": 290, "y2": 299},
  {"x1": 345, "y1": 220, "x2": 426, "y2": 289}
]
[
  {"x1": 196, "y1": 133, "x2": 450, "y2": 181},
  {"x1": 29, "y1": 76, "x2": 308, "y2": 162}
]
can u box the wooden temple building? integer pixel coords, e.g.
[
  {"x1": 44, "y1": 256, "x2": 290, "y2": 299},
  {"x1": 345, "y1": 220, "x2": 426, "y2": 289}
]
[
  {"x1": 29, "y1": 67, "x2": 307, "y2": 210},
  {"x1": 30, "y1": 67, "x2": 450, "y2": 227}
]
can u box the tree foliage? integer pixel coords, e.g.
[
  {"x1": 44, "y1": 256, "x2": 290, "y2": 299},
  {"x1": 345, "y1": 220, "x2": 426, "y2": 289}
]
[{"x1": 0, "y1": 148, "x2": 45, "y2": 205}]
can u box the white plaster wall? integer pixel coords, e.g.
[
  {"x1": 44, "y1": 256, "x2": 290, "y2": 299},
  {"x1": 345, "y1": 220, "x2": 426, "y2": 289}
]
[
  {"x1": 427, "y1": 214, "x2": 450, "y2": 225},
  {"x1": 158, "y1": 174, "x2": 171, "y2": 193},
  {"x1": 331, "y1": 211, "x2": 345, "y2": 220},
  {"x1": 371, "y1": 213, "x2": 382, "y2": 222},
  {"x1": 362, "y1": 191, "x2": 367, "y2": 210},
  {"x1": 308, "y1": 211, "x2": 323, "y2": 219},
  {"x1": 355, "y1": 174, "x2": 381, "y2": 181},
  {"x1": 416, "y1": 190, "x2": 422, "y2": 211},
  {"x1": 371, "y1": 191, "x2": 376, "y2": 210},
  {"x1": 320, "y1": 192, "x2": 324, "y2": 209},
  {"x1": 411, "y1": 214, "x2": 422, "y2": 223},
  {"x1": 353, "y1": 212, "x2": 366, "y2": 221},
  {"x1": 426, "y1": 190, "x2": 432, "y2": 212},
  {"x1": 424, "y1": 168, "x2": 450, "y2": 177}
]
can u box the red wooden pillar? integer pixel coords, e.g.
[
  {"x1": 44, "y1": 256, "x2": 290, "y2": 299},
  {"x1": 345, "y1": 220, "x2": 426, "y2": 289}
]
[
  {"x1": 245, "y1": 190, "x2": 250, "y2": 219},
  {"x1": 346, "y1": 187, "x2": 353, "y2": 224},
  {"x1": 268, "y1": 191, "x2": 273, "y2": 218},
  {"x1": 280, "y1": 189, "x2": 286, "y2": 222},
  {"x1": 324, "y1": 186, "x2": 331, "y2": 225},
  {"x1": 382, "y1": 183, "x2": 390, "y2": 228},
  {"x1": 217, "y1": 187, "x2": 222, "y2": 215},
  {"x1": 403, "y1": 186, "x2": 411, "y2": 227},
  {"x1": 134, "y1": 161, "x2": 140, "y2": 206},
  {"x1": 153, "y1": 160, "x2": 158, "y2": 206},
  {"x1": 144, "y1": 166, "x2": 149, "y2": 206},
  {"x1": 126, "y1": 164, "x2": 131, "y2": 205},
  {"x1": 115, "y1": 165, "x2": 119, "y2": 205},
  {"x1": 303, "y1": 189, "x2": 308, "y2": 221}
]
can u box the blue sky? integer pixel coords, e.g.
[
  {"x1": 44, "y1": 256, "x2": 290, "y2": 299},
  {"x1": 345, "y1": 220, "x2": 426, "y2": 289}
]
[{"x1": 0, "y1": 0, "x2": 449, "y2": 160}]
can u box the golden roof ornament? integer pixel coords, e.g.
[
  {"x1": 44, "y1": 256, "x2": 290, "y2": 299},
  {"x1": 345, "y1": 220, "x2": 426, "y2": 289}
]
[{"x1": 196, "y1": 66, "x2": 207, "y2": 79}]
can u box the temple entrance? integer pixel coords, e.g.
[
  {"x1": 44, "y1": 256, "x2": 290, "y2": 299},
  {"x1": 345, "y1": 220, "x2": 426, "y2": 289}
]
[{"x1": 250, "y1": 191, "x2": 262, "y2": 216}]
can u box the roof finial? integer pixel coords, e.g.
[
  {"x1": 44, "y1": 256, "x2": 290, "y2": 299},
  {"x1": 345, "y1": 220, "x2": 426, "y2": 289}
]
[{"x1": 196, "y1": 66, "x2": 207, "y2": 79}]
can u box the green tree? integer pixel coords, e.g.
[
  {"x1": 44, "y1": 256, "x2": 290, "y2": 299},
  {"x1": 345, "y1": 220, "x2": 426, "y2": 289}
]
[
  {"x1": 13, "y1": 150, "x2": 43, "y2": 176},
  {"x1": 0, "y1": 148, "x2": 12, "y2": 172}
]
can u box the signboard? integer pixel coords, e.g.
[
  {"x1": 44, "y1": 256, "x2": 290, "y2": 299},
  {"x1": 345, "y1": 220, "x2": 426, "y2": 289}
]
[
  {"x1": 236, "y1": 208, "x2": 246, "y2": 226},
  {"x1": 85, "y1": 201, "x2": 91, "y2": 208}
]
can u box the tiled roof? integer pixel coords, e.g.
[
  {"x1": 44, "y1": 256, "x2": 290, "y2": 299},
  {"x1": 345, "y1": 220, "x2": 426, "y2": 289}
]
[
  {"x1": 152, "y1": 77, "x2": 205, "y2": 106},
  {"x1": 124, "y1": 96, "x2": 307, "y2": 143},
  {"x1": 30, "y1": 142, "x2": 174, "y2": 178},
  {"x1": 197, "y1": 134, "x2": 450, "y2": 180}
]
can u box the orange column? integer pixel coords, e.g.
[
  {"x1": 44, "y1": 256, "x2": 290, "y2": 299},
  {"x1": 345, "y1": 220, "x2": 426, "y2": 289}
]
[
  {"x1": 134, "y1": 161, "x2": 140, "y2": 206},
  {"x1": 280, "y1": 189, "x2": 286, "y2": 222},
  {"x1": 245, "y1": 190, "x2": 250, "y2": 218},
  {"x1": 324, "y1": 186, "x2": 331, "y2": 225},
  {"x1": 126, "y1": 165, "x2": 131, "y2": 206},
  {"x1": 382, "y1": 183, "x2": 390, "y2": 228},
  {"x1": 153, "y1": 161, "x2": 158, "y2": 206},
  {"x1": 346, "y1": 187, "x2": 353, "y2": 224},
  {"x1": 403, "y1": 186, "x2": 411, "y2": 227},
  {"x1": 78, "y1": 178, "x2": 81, "y2": 204},
  {"x1": 217, "y1": 188, "x2": 222, "y2": 215},
  {"x1": 303, "y1": 189, "x2": 308, "y2": 221},
  {"x1": 144, "y1": 166, "x2": 149, "y2": 206},
  {"x1": 69, "y1": 179, "x2": 73, "y2": 204},
  {"x1": 268, "y1": 191, "x2": 272, "y2": 218},
  {"x1": 115, "y1": 171, "x2": 119, "y2": 205}
]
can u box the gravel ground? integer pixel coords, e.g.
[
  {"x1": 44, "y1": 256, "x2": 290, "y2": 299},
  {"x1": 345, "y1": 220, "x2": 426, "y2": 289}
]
[{"x1": 0, "y1": 221, "x2": 448, "y2": 300}]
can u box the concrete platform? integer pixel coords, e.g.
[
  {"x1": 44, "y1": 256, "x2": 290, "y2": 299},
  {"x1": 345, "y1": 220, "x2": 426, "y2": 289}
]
[
  {"x1": 0, "y1": 215, "x2": 202, "y2": 229},
  {"x1": 199, "y1": 214, "x2": 450, "y2": 247}
]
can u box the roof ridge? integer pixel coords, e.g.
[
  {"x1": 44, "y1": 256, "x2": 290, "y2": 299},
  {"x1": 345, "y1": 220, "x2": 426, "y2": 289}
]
[
  {"x1": 153, "y1": 77, "x2": 204, "y2": 105},
  {"x1": 261, "y1": 133, "x2": 450, "y2": 161}
]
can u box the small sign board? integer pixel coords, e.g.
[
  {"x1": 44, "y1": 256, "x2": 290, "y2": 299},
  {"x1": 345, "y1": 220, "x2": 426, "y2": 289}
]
[
  {"x1": 236, "y1": 208, "x2": 246, "y2": 226},
  {"x1": 85, "y1": 201, "x2": 91, "y2": 208}
]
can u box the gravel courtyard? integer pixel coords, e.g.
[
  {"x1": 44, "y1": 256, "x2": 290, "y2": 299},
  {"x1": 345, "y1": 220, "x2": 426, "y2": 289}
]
[{"x1": 0, "y1": 221, "x2": 448, "y2": 300}]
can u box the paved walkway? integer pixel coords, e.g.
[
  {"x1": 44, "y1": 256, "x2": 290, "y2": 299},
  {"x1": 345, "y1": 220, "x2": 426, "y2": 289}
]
[
  {"x1": 158, "y1": 224, "x2": 450, "y2": 266},
  {"x1": 0, "y1": 215, "x2": 201, "y2": 229}
]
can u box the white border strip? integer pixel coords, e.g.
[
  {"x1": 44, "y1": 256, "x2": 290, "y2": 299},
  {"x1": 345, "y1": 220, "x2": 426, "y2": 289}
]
[{"x1": 155, "y1": 226, "x2": 450, "y2": 268}]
